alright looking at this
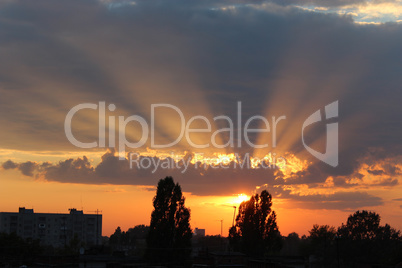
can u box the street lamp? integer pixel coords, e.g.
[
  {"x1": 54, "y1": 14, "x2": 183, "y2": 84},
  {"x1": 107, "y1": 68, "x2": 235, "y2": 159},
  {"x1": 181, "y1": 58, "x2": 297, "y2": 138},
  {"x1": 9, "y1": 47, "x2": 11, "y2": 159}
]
[{"x1": 232, "y1": 206, "x2": 236, "y2": 227}]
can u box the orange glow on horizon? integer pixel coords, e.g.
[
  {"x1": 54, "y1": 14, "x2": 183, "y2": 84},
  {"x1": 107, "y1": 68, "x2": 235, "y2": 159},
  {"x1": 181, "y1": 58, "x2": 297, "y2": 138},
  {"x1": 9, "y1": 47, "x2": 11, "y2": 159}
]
[{"x1": 1, "y1": 151, "x2": 401, "y2": 239}]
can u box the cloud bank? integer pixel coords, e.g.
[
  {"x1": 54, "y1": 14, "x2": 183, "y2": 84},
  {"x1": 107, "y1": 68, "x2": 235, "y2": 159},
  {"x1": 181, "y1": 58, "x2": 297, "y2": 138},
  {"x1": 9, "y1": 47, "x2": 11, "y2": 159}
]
[{"x1": 3, "y1": 148, "x2": 400, "y2": 210}]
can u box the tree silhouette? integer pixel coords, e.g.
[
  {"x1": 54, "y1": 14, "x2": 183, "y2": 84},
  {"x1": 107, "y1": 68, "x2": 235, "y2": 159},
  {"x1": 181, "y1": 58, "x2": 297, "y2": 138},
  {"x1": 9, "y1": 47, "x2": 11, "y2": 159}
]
[
  {"x1": 338, "y1": 210, "x2": 381, "y2": 240},
  {"x1": 146, "y1": 176, "x2": 192, "y2": 265},
  {"x1": 109, "y1": 226, "x2": 123, "y2": 247},
  {"x1": 109, "y1": 225, "x2": 150, "y2": 255},
  {"x1": 337, "y1": 210, "x2": 402, "y2": 265},
  {"x1": 307, "y1": 224, "x2": 337, "y2": 264},
  {"x1": 309, "y1": 224, "x2": 336, "y2": 248},
  {"x1": 281, "y1": 232, "x2": 302, "y2": 256},
  {"x1": 229, "y1": 190, "x2": 282, "y2": 257}
]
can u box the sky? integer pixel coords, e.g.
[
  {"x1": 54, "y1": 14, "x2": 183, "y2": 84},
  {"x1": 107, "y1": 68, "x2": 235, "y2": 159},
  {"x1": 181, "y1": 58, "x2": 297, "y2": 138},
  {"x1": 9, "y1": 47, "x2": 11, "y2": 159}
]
[{"x1": 0, "y1": 0, "x2": 401, "y2": 237}]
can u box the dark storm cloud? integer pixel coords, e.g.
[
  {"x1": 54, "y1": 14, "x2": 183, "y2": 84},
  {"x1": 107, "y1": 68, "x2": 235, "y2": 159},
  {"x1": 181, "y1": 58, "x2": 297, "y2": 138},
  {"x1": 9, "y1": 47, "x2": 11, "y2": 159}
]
[
  {"x1": 0, "y1": 0, "x2": 401, "y2": 201},
  {"x1": 0, "y1": 150, "x2": 387, "y2": 210}
]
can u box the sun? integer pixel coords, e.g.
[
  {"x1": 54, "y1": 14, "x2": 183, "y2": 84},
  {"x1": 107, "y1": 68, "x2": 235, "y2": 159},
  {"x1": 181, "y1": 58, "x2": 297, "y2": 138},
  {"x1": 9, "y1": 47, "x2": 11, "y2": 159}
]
[{"x1": 236, "y1": 193, "x2": 249, "y2": 204}]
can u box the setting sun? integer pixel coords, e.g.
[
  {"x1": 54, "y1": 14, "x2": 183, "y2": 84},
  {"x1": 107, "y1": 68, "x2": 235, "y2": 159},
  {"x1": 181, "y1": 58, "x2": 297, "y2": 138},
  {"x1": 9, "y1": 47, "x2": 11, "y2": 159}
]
[{"x1": 236, "y1": 194, "x2": 249, "y2": 204}]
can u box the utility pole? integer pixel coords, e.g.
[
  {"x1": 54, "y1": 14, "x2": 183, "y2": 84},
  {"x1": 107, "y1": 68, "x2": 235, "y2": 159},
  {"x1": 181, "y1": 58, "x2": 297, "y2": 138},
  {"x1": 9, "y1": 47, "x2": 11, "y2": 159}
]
[
  {"x1": 215, "y1": 219, "x2": 224, "y2": 251},
  {"x1": 216, "y1": 219, "x2": 223, "y2": 236}
]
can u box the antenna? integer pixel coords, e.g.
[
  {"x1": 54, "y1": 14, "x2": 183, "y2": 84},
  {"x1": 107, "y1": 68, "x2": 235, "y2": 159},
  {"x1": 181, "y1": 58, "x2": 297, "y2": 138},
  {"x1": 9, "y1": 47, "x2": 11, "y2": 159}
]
[{"x1": 87, "y1": 209, "x2": 102, "y2": 215}]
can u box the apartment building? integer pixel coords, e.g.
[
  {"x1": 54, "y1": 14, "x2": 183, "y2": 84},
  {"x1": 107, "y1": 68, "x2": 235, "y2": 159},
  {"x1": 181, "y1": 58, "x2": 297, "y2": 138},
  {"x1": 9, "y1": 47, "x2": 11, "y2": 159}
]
[{"x1": 0, "y1": 207, "x2": 102, "y2": 248}]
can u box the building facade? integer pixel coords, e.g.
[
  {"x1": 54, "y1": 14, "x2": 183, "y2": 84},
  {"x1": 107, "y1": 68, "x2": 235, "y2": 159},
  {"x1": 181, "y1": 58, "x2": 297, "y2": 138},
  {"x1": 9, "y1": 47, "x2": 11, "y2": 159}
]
[
  {"x1": 194, "y1": 227, "x2": 206, "y2": 237},
  {"x1": 0, "y1": 207, "x2": 102, "y2": 248}
]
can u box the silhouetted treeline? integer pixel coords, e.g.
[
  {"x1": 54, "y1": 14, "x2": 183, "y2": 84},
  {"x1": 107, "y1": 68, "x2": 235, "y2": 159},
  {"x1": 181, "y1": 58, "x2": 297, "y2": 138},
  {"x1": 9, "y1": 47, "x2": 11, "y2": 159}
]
[
  {"x1": 0, "y1": 231, "x2": 107, "y2": 266},
  {"x1": 0, "y1": 232, "x2": 43, "y2": 266},
  {"x1": 280, "y1": 210, "x2": 402, "y2": 267},
  {"x1": 193, "y1": 235, "x2": 228, "y2": 253},
  {"x1": 225, "y1": 190, "x2": 402, "y2": 266},
  {"x1": 109, "y1": 225, "x2": 149, "y2": 256},
  {"x1": 337, "y1": 210, "x2": 402, "y2": 266}
]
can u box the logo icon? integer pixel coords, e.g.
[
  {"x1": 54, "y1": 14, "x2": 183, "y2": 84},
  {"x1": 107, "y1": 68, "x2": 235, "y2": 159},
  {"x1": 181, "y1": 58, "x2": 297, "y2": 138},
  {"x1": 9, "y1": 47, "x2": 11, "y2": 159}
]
[{"x1": 302, "y1": 101, "x2": 338, "y2": 167}]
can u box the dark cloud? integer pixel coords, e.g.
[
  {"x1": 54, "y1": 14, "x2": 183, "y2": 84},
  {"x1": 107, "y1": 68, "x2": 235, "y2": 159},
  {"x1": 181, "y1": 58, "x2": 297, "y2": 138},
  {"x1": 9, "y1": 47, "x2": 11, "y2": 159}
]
[
  {"x1": 373, "y1": 178, "x2": 398, "y2": 187},
  {"x1": 383, "y1": 164, "x2": 402, "y2": 176},
  {"x1": 368, "y1": 169, "x2": 385, "y2": 176},
  {"x1": 269, "y1": 0, "x2": 367, "y2": 7},
  {"x1": 292, "y1": 191, "x2": 383, "y2": 210},
  {"x1": 273, "y1": 185, "x2": 383, "y2": 209},
  {"x1": 0, "y1": 0, "x2": 401, "y2": 208},
  {"x1": 41, "y1": 151, "x2": 279, "y2": 195},
  {"x1": 0, "y1": 0, "x2": 400, "y2": 155},
  {"x1": 18, "y1": 161, "x2": 38, "y2": 177},
  {"x1": 2, "y1": 160, "x2": 38, "y2": 177},
  {"x1": 2, "y1": 160, "x2": 17, "y2": 170},
  {"x1": 1, "y1": 148, "x2": 390, "y2": 211}
]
